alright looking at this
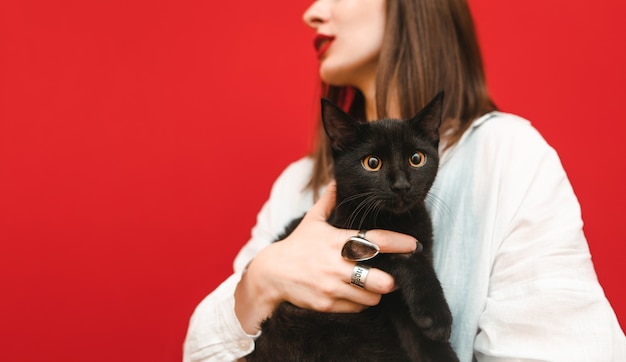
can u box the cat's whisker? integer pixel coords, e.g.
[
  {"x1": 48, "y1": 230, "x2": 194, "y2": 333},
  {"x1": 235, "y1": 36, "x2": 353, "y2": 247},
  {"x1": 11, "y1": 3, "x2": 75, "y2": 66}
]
[
  {"x1": 336, "y1": 192, "x2": 373, "y2": 210},
  {"x1": 370, "y1": 199, "x2": 385, "y2": 228},
  {"x1": 336, "y1": 192, "x2": 372, "y2": 229},
  {"x1": 426, "y1": 188, "x2": 453, "y2": 221},
  {"x1": 345, "y1": 194, "x2": 377, "y2": 230},
  {"x1": 346, "y1": 196, "x2": 372, "y2": 229},
  {"x1": 359, "y1": 197, "x2": 381, "y2": 229}
]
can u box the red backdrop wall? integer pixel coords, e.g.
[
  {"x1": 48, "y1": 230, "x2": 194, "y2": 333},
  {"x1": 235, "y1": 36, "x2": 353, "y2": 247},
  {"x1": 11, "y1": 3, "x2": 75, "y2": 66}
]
[{"x1": 1, "y1": 1, "x2": 624, "y2": 361}]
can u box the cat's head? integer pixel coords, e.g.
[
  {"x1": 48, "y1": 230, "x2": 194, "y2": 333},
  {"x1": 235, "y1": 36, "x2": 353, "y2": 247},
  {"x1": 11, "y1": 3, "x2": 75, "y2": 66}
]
[{"x1": 321, "y1": 92, "x2": 443, "y2": 214}]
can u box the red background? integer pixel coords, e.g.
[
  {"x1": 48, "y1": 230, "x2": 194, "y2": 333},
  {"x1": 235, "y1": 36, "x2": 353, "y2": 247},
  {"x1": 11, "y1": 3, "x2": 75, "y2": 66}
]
[{"x1": 1, "y1": 1, "x2": 624, "y2": 361}]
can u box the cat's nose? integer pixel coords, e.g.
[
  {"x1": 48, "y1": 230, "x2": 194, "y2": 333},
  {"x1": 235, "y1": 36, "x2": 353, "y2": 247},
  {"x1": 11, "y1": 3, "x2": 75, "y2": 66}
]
[{"x1": 392, "y1": 176, "x2": 411, "y2": 192}]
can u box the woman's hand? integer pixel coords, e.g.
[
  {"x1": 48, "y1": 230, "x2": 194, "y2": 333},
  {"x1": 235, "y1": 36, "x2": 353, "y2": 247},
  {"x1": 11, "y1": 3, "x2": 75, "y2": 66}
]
[{"x1": 234, "y1": 181, "x2": 418, "y2": 334}]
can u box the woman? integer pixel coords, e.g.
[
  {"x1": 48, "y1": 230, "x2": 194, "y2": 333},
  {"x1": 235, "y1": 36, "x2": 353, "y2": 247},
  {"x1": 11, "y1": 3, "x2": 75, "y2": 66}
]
[{"x1": 183, "y1": 0, "x2": 626, "y2": 361}]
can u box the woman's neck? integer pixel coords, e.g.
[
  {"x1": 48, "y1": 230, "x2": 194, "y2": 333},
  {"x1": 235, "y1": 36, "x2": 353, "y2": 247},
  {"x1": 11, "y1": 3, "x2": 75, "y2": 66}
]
[{"x1": 364, "y1": 92, "x2": 401, "y2": 121}]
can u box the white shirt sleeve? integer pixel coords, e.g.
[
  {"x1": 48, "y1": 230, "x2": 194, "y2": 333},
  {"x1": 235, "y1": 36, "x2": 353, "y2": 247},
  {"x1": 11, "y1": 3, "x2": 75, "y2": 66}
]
[
  {"x1": 468, "y1": 115, "x2": 626, "y2": 361},
  {"x1": 182, "y1": 158, "x2": 314, "y2": 362}
]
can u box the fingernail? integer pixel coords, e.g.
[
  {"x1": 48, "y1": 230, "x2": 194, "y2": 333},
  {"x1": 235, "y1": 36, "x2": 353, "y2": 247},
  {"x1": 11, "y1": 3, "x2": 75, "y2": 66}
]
[{"x1": 415, "y1": 240, "x2": 424, "y2": 253}]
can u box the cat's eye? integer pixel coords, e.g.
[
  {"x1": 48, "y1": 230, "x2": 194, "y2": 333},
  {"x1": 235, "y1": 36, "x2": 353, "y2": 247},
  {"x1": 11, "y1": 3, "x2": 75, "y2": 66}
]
[
  {"x1": 362, "y1": 156, "x2": 382, "y2": 171},
  {"x1": 409, "y1": 152, "x2": 426, "y2": 167}
]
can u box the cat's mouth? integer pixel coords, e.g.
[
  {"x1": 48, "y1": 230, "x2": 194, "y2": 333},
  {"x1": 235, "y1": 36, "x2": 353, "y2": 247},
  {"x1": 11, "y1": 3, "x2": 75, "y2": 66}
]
[{"x1": 382, "y1": 196, "x2": 420, "y2": 214}]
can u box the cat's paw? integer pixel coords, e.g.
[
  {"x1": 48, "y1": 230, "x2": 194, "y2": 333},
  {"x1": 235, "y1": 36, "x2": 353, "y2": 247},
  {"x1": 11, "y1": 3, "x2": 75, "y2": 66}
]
[{"x1": 414, "y1": 305, "x2": 452, "y2": 342}]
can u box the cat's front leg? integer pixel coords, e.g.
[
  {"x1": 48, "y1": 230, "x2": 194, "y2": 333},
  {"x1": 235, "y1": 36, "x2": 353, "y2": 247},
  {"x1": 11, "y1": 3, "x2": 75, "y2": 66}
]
[{"x1": 375, "y1": 254, "x2": 453, "y2": 342}]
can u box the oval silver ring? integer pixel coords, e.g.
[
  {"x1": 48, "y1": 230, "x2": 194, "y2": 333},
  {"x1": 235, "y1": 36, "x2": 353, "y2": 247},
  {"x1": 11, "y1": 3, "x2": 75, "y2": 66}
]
[{"x1": 341, "y1": 230, "x2": 380, "y2": 262}]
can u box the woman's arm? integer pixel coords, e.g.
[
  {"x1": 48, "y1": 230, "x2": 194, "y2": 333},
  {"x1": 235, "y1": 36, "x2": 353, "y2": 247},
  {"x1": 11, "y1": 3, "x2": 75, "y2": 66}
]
[
  {"x1": 183, "y1": 159, "x2": 418, "y2": 361},
  {"x1": 183, "y1": 159, "x2": 316, "y2": 362},
  {"x1": 472, "y1": 119, "x2": 626, "y2": 360}
]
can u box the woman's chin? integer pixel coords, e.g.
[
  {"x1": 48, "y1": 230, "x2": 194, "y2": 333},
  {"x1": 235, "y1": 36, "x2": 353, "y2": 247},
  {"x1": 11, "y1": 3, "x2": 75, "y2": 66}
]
[
  {"x1": 319, "y1": 65, "x2": 350, "y2": 87},
  {"x1": 319, "y1": 60, "x2": 374, "y2": 91}
]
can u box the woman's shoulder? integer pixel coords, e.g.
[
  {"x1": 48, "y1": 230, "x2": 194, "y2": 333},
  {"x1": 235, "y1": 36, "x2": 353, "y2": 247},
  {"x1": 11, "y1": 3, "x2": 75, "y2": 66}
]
[
  {"x1": 462, "y1": 111, "x2": 552, "y2": 155},
  {"x1": 281, "y1": 156, "x2": 314, "y2": 175},
  {"x1": 471, "y1": 111, "x2": 538, "y2": 138},
  {"x1": 270, "y1": 157, "x2": 313, "y2": 212},
  {"x1": 270, "y1": 156, "x2": 314, "y2": 194},
  {"x1": 440, "y1": 111, "x2": 558, "y2": 171}
]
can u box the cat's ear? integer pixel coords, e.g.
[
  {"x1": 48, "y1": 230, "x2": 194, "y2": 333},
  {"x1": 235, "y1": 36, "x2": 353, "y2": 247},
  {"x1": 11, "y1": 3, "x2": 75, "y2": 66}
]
[
  {"x1": 321, "y1": 98, "x2": 362, "y2": 151},
  {"x1": 410, "y1": 91, "x2": 444, "y2": 142}
]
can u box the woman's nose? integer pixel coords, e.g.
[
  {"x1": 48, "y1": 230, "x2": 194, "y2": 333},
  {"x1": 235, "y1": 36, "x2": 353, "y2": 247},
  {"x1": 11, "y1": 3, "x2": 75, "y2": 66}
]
[{"x1": 303, "y1": 1, "x2": 329, "y2": 29}]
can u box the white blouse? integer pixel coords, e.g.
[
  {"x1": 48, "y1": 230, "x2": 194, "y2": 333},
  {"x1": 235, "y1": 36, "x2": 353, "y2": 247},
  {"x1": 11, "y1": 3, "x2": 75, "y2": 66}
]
[{"x1": 183, "y1": 112, "x2": 626, "y2": 362}]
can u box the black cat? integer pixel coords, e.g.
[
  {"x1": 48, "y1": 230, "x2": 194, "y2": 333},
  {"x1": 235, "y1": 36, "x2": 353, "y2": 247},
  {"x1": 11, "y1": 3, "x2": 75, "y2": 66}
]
[{"x1": 248, "y1": 92, "x2": 458, "y2": 361}]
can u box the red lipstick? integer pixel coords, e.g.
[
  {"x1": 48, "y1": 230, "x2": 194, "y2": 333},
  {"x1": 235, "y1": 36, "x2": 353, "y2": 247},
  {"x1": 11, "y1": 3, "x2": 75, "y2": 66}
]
[{"x1": 314, "y1": 34, "x2": 335, "y2": 59}]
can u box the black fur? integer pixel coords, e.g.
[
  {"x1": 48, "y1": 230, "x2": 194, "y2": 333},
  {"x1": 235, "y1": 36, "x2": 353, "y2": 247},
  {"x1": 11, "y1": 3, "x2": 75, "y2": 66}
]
[{"x1": 248, "y1": 92, "x2": 458, "y2": 361}]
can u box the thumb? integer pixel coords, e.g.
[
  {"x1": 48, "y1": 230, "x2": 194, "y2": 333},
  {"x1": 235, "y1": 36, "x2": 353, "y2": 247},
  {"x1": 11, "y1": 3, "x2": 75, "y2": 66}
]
[{"x1": 306, "y1": 180, "x2": 336, "y2": 221}]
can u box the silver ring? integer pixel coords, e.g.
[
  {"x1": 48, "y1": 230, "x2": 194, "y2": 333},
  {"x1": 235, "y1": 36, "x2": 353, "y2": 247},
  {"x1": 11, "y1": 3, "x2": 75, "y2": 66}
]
[
  {"x1": 341, "y1": 230, "x2": 380, "y2": 262},
  {"x1": 350, "y1": 264, "x2": 370, "y2": 288}
]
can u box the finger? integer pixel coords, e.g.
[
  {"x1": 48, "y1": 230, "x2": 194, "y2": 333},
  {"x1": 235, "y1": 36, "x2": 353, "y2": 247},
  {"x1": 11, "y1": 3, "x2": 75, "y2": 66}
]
[
  {"x1": 342, "y1": 263, "x2": 396, "y2": 295},
  {"x1": 327, "y1": 282, "x2": 384, "y2": 310},
  {"x1": 305, "y1": 180, "x2": 336, "y2": 221},
  {"x1": 318, "y1": 299, "x2": 370, "y2": 314},
  {"x1": 356, "y1": 229, "x2": 418, "y2": 254},
  {"x1": 338, "y1": 287, "x2": 382, "y2": 309},
  {"x1": 305, "y1": 280, "x2": 382, "y2": 313}
]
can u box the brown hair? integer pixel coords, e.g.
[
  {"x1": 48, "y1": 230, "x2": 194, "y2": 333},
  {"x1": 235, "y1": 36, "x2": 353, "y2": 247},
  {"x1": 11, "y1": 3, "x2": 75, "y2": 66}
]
[{"x1": 308, "y1": 0, "x2": 495, "y2": 195}]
